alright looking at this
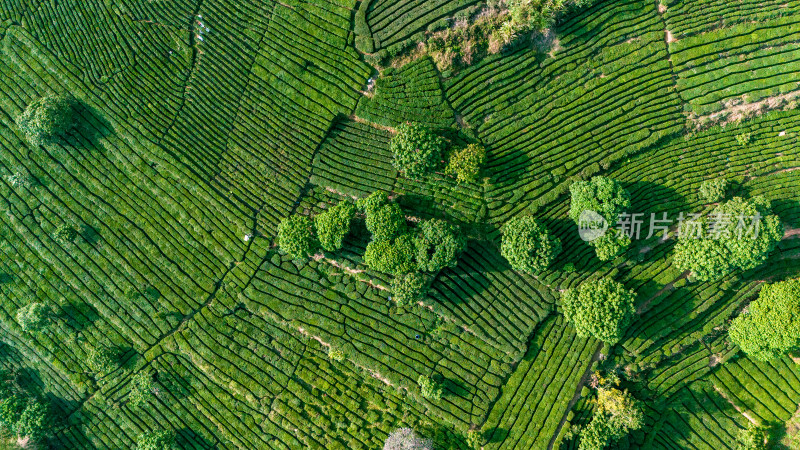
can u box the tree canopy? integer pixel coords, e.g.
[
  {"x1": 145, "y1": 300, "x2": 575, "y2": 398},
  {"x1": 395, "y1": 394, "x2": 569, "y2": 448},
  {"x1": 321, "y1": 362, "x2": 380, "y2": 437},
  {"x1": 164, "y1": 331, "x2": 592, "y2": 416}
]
[
  {"x1": 390, "y1": 123, "x2": 445, "y2": 179},
  {"x1": 277, "y1": 215, "x2": 317, "y2": 259},
  {"x1": 364, "y1": 234, "x2": 416, "y2": 274},
  {"x1": 562, "y1": 278, "x2": 636, "y2": 344},
  {"x1": 729, "y1": 279, "x2": 800, "y2": 361},
  {"x1": 314, "y1": 201, "x2": 356, "y2": 252},
  {"x1": 445, "y1": 143, "x2": 485, "y2": 184},
  {"x1": 417, "y1": 374, "x2": 443, "y2": 401},
  {"x1": 568, "y1": 176, "x2": 631, "y2": 225},
  {"x1": 16, "y1": 302, "x2": 50, "y2": 333},
  {"x1": 414, "y1": 219, "x2": 465, "y2": 272},
  {"x1": 673, "y1": 196, "x2": 783, "y2": 282},
  {"x1": 365, "y1": 202, "x2": 407, "y2": 242},
  {"x1": 17, "y1": 94, "x2": 76, "y2": 145},
  {"x1": 500, "y1": 216, "x2": 561, "y2": 273},
  {"x1": 579, "y1": 387, "x2": 644, "y2": 450},
  {"x1": 699, "y1": 178, "x2": 727, "y2": 203},
  {"x1": 136, "y1": 430, "x2": 176, "y2": 450},
  {"x1": 391, "y1": 272, "x2": 427, "y2": 307},
  {"x1": 129, "y1": 372, "x2": 157, "y2": 408}
]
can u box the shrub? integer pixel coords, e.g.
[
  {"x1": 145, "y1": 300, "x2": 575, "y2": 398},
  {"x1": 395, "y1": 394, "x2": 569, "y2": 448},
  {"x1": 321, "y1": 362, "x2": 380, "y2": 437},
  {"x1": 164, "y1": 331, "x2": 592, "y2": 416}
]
[
  {"x1": 384, "y1": 428, "x2": 433, "y2": 450},
  {"x1": 364, "y1": 234, "x2": 416, "y2": 274},
  {"x1": 277, "y1": 215, "x2": 317, "y2": 259},
  {"x1": 53, "y1": 224, "x2": 77, "y2": 245},
  {"x1": 562, "y1": 278, "x2": 636, "y2": 344},
  {"x1": 500, "y1": 216, "x2": 561, "y2": 273},
  {"x1": 328, "y1": 348, "x2": 345, "y2": 362},
  {"x1": 445, "y1": 144, "x2": 485, "y2": 183},
  {"x1": 16, "y1": 302, "x2": 50, "y2": 333},
  {"x1": 391, "y1": 273, "x2": 427, "y2": 307},
  {"x1": 699, "y1": 178, "x2": 727, "y2": 203},
  {"x1": 87, "y1": 345, "x2": 119, "y2": 375},
  {"x1": 729, "y1": 279, "x2": 800, "y2": 360},
  {"x1": 735, "y1": 132, "x2": 751, "y2": 147},
  {"x1": 315, "y1": 201, "x2": 356, "y2": 252},
  {"x1": 673, "y1": 196, "x2": 783, "y2": 281},
  {"x1": 136, "y1": 430, "x2": 176, "y2": 450},
  {"x1": 365, "y1": 202, "x2": 407, "y2": 242},
  {"x1": 390, "y1": 123, "x2": 445, "y2": 179},
  {"x1": 414, "y1": 219, "x2": 465, "y2": 272},
  {"x1": 16, "y1": 94, "x2": 76, "y2": 145},
  {"x1": 129, "y1": 372, "x2": 156, "y2": 408},
  {"x1": 417, "y1": 375, "x2": 442, "y2": 401}
]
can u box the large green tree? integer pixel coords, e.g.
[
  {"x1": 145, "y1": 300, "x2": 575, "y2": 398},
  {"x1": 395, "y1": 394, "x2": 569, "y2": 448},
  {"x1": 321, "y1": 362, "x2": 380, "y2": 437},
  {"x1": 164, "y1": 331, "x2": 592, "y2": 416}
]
[
  {"x1": 364, "y1": 234, "x2": 416, "y2": 274},
  {"x1": 365, "y1": 202, "x2": 407, "y2": 242},
  {"x1": 277, "y1": 215, "x2": 317, "y2": 259},
  {"x1": 17, "y1": 94, "x2": 76, "y2": 145},
  {"x1": 568, "y1": 176, "x2": 631, "y2": 225},
  {"x1": 16, "y1": 302, "x2": 51, "y2": 333},
  {"x1": 136, "y1": 430, "x2": 176, "y2": 450},
  {"x1": 445, "y1": 143, "x2": 485, "y2": 184},
  {"x1": 579, "y1": 387, "x2": 644, "y2": 450},
  {"x1": 562, "y1": 278, "x2": 636, "y2": 344},
  {"x1": 314, "y1": 201, "x2": 356, "y2": 252},
  {"x1": 414, "y1": 219, "x2": 465, "y2": 272},
  {"x1": 729, "y1": 279, "x2": 800, "y2": 360},
  {"x1": 673, "y1": 196, "x2": 783, "y2": 282},
  {"x1": 501, "y1": 216, "x2": 561, "y2": 273},
  {"x1": 390, "y1": 123, "x2": 445, "y2": 179}
]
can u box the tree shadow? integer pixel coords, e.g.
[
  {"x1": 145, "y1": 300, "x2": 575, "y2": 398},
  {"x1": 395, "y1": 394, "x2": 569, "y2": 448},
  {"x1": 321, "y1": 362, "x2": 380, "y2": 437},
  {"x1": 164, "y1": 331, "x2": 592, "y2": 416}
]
[
  {"x1": 60, "y1": 300, "x2": 100, "y2": 332},
  {"x1": 79, "y1": 224, "x2": 101, "y2": 246},
  {"x1": 483, "y1": 426, "x2": 508, "y2": 444},
  {"x1": 67, "y1": 100, "x2": 113, "y2": 149},
  {"x1": 176, "y1": 427, "x2": 218, "y2": 449}
]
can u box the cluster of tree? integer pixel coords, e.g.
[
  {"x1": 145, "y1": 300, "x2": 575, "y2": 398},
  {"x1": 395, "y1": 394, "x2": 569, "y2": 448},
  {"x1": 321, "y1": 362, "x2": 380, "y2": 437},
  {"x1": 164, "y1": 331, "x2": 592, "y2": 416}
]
[
  {"x1": 0, "y1": 370, "x2": 50, "y2": 444},
  {"x1": 496, "y1": 0, "x2": 595, "y2": 44},
  {"x1": 136, "y1": 429, "x2": 176, "y2": 450},
  {"x1": 277, "y1": 200, "x2": 357, "y2": 259},
  {"x1": 579, "y1": 380, "x2": 644, "y2": 450},
  {"x1": 16, "y1": 94, "x2": 77, "y2": 146},
  {"x1": 562, "y1": 277, "x2": 636, "y2": 344},
  {"x1": 729, "y1": 279, "x2": 800, "y2": 361},
  {"x1": 383, "y1": 428, "x2": 433, "y2": 450},
  {"x1": 673, "y1": 196, "x2": 783, "y2": 282},
  {"x1": 391, "y1": 123, "x2": 485, "y2": 183},
  {"x1": 569, "y1": 176, "x2": 632, "y2": 261}
]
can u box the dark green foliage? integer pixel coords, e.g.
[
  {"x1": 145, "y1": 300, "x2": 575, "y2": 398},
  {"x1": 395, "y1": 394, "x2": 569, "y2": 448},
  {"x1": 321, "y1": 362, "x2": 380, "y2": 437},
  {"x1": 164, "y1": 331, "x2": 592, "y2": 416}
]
[
  {"x1": 390, "y1": 123, "x2": 445, "y2": 179},
  {"x1": 314, "y1": 201, "x2": 356, "y2": 252},
  {"x1": 52, "y1": 224, "x2": 77, "y2": 245},
  {"x1": 390, "y1": 272, "x2": 427, "y2": 306},
  {"x1": 366, "y1": 202, "x2": 407, "y2": 242},
  {"x1": 568, "y1": 176, "x2": 631, "y2": 225},
  {"x1": 673, "y1": 196, "x2": 783, "y2": 281},
  {"x1": 417, "y1": 375, "x2": 442, "y2": 401},
  {"x1": 277, "y1": 215, "x2": 317, "y2": 259},
  {"x1": 14, "y1": 399, "x2": 48, "y2": 439},
  {"x1": 16, "y1": 94, "x2": 75, "y2": 145},
  {"x1": 15, "y1": 302, "x2": 50, "y2": 333},
  {"x1": 364, "y1": 234, "x2": 416, "y2": 274},
  {"x1": 506, "y1": 0, "x2": 596, "y2": 32},
  {"x1": 592, "y1": 229, "x2": 631, "y2": 262},
  {"x1": 357, "y1": 191, "x2": 390, "y2": 215},
  {"x1": 129, "y1": 372, "x2": 156, "y2": 408},
  {"x1": 729, "y1": 279, "x2": 800, "y2": 361},
  {"x1": 136, "y1": 430, "x2": 176, "y2": 450},
  {"x1": 87, "y1": 344, "x2": 120, "y2": 375},
  {"x1": 500, "y1": 216, "x2": 561, "y2": 273},
  {"x1": 384, "y1": 428, "x2": 433, "y2": 450},
  {"x1": 445, "y1": 144, "x2": 485, "y2": 184},
  {"x1": 0, "y1": 373, "x2": 48, "y2": 440},
  {"x1": 700, "y1": 178, "x2": 727, "y2": 203},
  {"x1": 414, "y1": 219, "x2": 465, "y2": 272},
  {"x1": 562, "y1": 278, "x2": 636, "y2": 344}
]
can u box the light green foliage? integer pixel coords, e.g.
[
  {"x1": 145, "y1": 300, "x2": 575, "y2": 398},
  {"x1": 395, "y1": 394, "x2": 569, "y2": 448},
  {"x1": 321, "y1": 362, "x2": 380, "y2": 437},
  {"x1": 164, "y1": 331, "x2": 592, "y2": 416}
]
[
  {"x1": 129, "y1": 372, "x2": 156, "y2": 408},
  {"x1": 735, "y1": 423, "x2": 767, "y2": 450},
  {"x1": 356, "y1": 191, "x2": 390, "y2": 215},
  {"x1": 500, "y1": 216, "x2": 561, "y2": 273},
  {"x1": 466, "y1": 429, "x2": 483, "y2": 449},
  {"x1": 592, "y1": 229, "x2": 631, "y2": 262},
  {"x1": 15, "y1": 302, "x2": 50, "y2": 333},
  {"x1": 414, "y1": 219, "x2": 465, "y2": 272},
  {"x1": 136, "y1": 430, "x2": 176, "y2": 450},
  {"x1": 87, "y1": 345, "x2": 119, "y2": 375},
  {"x1": 328, "y1": 348, "x2": 345, "y2": 362},
  {"x1": 277, "y1": 215, "x2": 317, "y2": 259},
  {"x1": 729, "y1": 279, "x2": 800, "y2": 361},
  {"x1": 314, "y1": 201, "x2": 356, "y2": 252},
  {"x1": 364, "y1": 234, "x2": 416, "y2": 274},
  {"x1": 673, "y1": 196, "x2": 783, "y2": 281},
  {"x1": 736, "y1": 132, "x2": 751, "y2": 147},
  {"x1": 390, "y1": 272, "x2": 427, "y2": 307},
  {"x1": 52, "y1": 224, "x2": 77, "y2": 245},
  {"x1": 417, "y1": 375, "x2": 442, "y2": 401},
  {"x1": 366, "y1": 202, "x2": 407, "y2": 242},
  {"x1": 568, "y1": 176, "x2": 631, "y2": 225},
  {"x1": 383, "y1": 428, "x2": 433, "y2": 450},
  {"x1": 445, "y1": 143, "x2": 485, "y2": 183},
  {"x1": 579, "y1": 387, "x2": 644, "y2": 450},
  {"x1": 7, "y1": 172, "x2": 34, "y2": 189},
  {"x1": 16, "y1": 94, "x2": 75, "y2": 145},
  {"x1": 390, "y1": 123, "x2": 445, "y2": 179},
  {"x1": 699, "y1": 178, "x2": 727, "y2": 203},
  {"x1": 562, "y1": 278, "x2": 636, "y2": 344},
  {"x1": 506, "y1": 0, "x2": 595, "y2": 32}
]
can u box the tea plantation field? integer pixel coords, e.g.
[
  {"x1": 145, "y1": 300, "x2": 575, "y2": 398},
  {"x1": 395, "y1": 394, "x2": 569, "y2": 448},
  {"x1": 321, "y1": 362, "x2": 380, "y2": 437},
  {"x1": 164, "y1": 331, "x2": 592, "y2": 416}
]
[{"x1": 1, "y1": 0, "x2": 800, "y2": 448}]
